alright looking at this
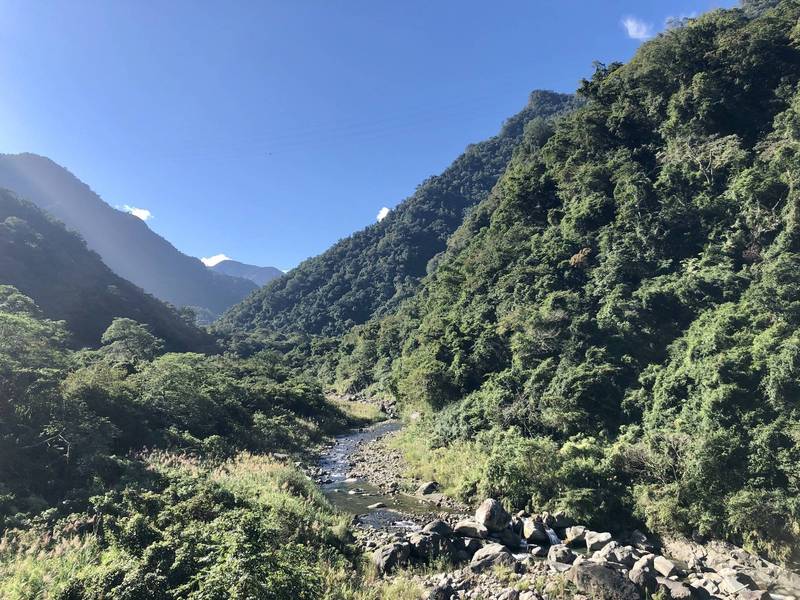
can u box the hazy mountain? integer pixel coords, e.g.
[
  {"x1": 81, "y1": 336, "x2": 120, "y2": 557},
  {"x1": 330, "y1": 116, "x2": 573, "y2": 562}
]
[
  {"x1": 0, "y1": 153, "x2": 256, "y2": 317},
  {"x1": 211, "y1": 259, "x2": 283, "y2": 287},
  {"x1": 0, "y1": 189, "x2": 215, "y2": 350}
]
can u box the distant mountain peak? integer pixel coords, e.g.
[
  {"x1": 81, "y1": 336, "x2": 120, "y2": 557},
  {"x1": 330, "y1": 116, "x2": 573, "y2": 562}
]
[{"x1": 210, "y1": 259, "x2": 283, "y2": 287}]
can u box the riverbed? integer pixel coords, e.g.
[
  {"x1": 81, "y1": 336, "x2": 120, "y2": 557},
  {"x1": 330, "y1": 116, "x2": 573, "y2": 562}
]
[{"x1": 318, "y1": 420, "x2": 460, "y2": 530}]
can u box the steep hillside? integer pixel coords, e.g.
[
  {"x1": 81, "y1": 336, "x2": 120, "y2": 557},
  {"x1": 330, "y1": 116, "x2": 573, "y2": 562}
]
[
  {"x1": 340, "y1": 2, "x2": 800, "y2": 563},
  {"x1": 211, "y1": 259, "x2": 283, "y2": 286},
  {"x1": 0, "y1": 189, "x2": 215, "y2": 350},
  {"x1": 217, "y1": 90, "x2": 580, "y2": 338},
  {"x1": 0, "y1": 153, "x2": 256, "y2": 316}
]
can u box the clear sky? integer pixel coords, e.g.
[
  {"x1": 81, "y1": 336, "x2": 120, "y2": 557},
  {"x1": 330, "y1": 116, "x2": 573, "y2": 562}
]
[{"x1": 0, "y1": 0, "x2": 735, "y2": 271}]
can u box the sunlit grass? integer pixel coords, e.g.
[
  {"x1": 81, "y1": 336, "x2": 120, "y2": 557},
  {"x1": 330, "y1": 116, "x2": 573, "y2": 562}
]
[
  {"x1": 329, "y1": 397, "x2": 385, "y2": 424},
  {"x1": 390, "y1": 425, "x2": 488, "y2": 502}
]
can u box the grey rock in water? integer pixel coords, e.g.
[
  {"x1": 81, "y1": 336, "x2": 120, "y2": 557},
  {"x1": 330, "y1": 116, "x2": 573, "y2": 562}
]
[{"x1": 475, "y1": 498, "x2": 510, "y2": 532}]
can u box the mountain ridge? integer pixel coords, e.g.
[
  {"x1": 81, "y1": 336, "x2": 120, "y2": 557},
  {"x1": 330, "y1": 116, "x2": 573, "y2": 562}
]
[{"x1": 0, "y1": 153, "x2": 256, "y2": 317}]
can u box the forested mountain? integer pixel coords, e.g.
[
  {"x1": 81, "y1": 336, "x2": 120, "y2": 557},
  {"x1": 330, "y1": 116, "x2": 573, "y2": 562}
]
[
  {"x1": 211, "y1": 258, "x2": 283, "y2": 286},
  {"x1": 0, "y1": 189, "x2": 214, "y2": 350},
  {"x1": 217, "y1": 91, "x2": 580, "y2": 339},
  {"x1": 0, "y1": 153, "x2": 256, "y2": 317},
  {"x1": 334, "y1": 2, "x2": 800, "y2": 563}
]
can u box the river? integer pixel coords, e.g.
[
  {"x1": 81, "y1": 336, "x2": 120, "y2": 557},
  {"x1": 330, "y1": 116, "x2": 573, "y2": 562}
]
[{"x1": 318, "y1": 420, "x2": 458, "y2": 530}]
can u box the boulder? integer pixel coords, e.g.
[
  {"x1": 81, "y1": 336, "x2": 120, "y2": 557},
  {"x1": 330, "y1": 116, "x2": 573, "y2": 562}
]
[
  {"x1": 423, "y1": 519, "x2": 453, "y2": 536},
  {"x1": 547, "y1": 544, "x2": 576, "y2": 564},
  {"x1": 565, "y1": 525, "x2": 587, "y2": 545},
  {"x1": 653, "y1": 555, "x2": 678, "y2": 578},
  {"x1": 469, "y1": 542, "x2": 514, "y2": 573},
  {"x1": 416, "y1": 481, "x2": 439, "y2": 495},
  {"x1": 367, "y1": 502, "x2": 385, "y2": 509},
  {"x1": 475, "y1": 498, "x2": 510, "y2": 532},
  {"x1": 655, "y1": 577, "x2": 694, "y2": 599},
  {"x1": 493, "y1": 527, "x2": 523, "y2": 549},
  {"x1": 629, "y1": 562, "x2": 658, "y2": 595},
  {"x1": 529, "y1": 545, "x2": 547, "y2": 558},
  {"x1": 585, "y1": 531, "x2": 613, "y2": 552},
  {"x1": 567, "y1": 562, "x2": 641, "y2": 600},
  {"x1": 454, "y1": 519, "x2": 488, "y2": 538},
  {"x1": 523, "y1": 518, "x2": 549, "y2": 544},
  {"x1": 372, "y1": 541, "x2": 411, "y2": 574},
  {"x1": 594, "y1": 542, "x2": 637, "y2": 568},
  {"x1": 719, "y1": 569, "x2": 758, "y2": 595},
  {"x1": 452, "y1": 537, "x2": 482, "y2": 561},
  {"x1": 408, "y1": 532, "x2": 453, "y2": 562}
]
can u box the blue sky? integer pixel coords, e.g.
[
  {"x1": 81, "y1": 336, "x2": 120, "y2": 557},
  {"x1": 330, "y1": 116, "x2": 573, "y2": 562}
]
[{"x1": 0, "y1": 1, "x2": 734, "y2": 271}]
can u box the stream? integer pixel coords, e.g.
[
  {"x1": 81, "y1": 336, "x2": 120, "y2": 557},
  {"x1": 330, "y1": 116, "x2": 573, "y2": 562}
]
[{"x1": 318, "y1": 420, "x2": 459, "y2": 530}]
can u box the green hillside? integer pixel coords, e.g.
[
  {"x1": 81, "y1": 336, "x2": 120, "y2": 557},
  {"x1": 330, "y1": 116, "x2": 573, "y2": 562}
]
[
  {"x1": 0, "y1": 190, "x2": 215, "y2": 350},
  {"x1": 336, "y1": 1, "x2": 800, "y2": 563},
  {"x1": 217, "y1": 91, "x2": 579, "y2": 340}
]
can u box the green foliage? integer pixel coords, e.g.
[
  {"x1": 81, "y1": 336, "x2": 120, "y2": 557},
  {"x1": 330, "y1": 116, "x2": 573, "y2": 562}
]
[{"x1": 335, "y1": 1, "x2": 800, "y2": 564}]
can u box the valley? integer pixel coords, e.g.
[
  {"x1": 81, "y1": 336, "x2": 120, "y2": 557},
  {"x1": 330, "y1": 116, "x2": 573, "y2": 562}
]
[{"x1": 1, "y1": 1, "x2": 800, "y2": 599}]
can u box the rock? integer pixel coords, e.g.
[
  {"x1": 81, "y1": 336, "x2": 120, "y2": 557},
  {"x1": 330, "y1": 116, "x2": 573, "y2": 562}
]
[
  {"x1": 493, "y1": 527, "x2": 523, "y2": 549},
  {"x1": 452, "y1": 537, "x2": 482, "y2": 561},
  {"x1": 585, "y1": 531, "x2": 613, "y2": 552},
  {"x1": 655, "y1": 577, "x2": 693, "y2": 599},
  {"x1": 661, "y1": 536, "x2": 800, "y2": 596},
  {"x1": 470, "y1": 542, "x2": 514, "y2": 573},
  {"x1": 367, "y1": 502, "x2": 385, "y2": 509},
  {"x1": 593, "y1": 542, "x2": 637, "y2": 568},
  {"x1": 454, "y1": 519, "x2": 489, "y2": 538},
  {"x1": 475, "y1": 498, "x2": 510, "y2": 532},
  {"x1": 372, "y1": 541, "x2": 411, "y2": 574},
  {"x1": 737, "y1": 591, "x2": 770, "y2": 600},
  {"x1": 408, "y1": 532, "x2": 453, "y2": 562},
  {"x1": 547, "y1": 544, "x2": 576, "y2": 564},
  {"x1": 423, "y1": 519, "x2": 453, "y2": 536},
  {"x1": 629, "y1": 562, "x2": 658, "y2": 594},
  {"x1": 529, "y1": 544, "x2": 547, "y2": 558},
  {"x1": 567, "y1": 562, "x2": 641, "y2": 600},
  {"x1": 523, "y1": 518, "x2": 549, "y2": 544},
  {"x1": 565, "y1": 525, "x2": 587, "y2": 545},
  {"x1": 426, "y1": 582, "x2": 455, "y2": 600},
  {"x1": 416, "y1": 481, "x2": 439, "y2": 495},
  {"x1": 719, "y1": 569, "x2": 758, "y2": 594},
  {"x1": 653, "y1": 555, "x2": 678, "y2": 578},
  {"x1": 630, "y1": 529, "x2": 656, "y2": 552}
]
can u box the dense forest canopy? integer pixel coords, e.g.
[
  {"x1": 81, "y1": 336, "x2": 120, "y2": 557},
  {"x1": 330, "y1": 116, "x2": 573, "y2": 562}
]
[
  {"x1": 216, "y1": 91, "x2": 580, "y2": 341},
  {"x1": 331, "y1": 1, "x2": 800, "y2": 564}
]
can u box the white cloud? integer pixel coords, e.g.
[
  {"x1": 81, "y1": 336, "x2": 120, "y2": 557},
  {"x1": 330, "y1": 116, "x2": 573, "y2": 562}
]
[
  {"x1": 201, "y1": 253, "x2": 232, "y2": 267},
  {"x1": 122, "y1": 204, "x2": 153, "y2": 221},
  {"x1": 376, "y1": 206, "x2": 390, "y2": 222},
  {"x1": 622, "y1": 16, "x2": 654, "y2": 40}
]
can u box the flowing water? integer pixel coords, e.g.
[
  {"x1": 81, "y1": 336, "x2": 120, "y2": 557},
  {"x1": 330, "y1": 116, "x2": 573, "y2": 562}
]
[{"x1": 318, "y1": 420, "x2": 458, "y2": 529}]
